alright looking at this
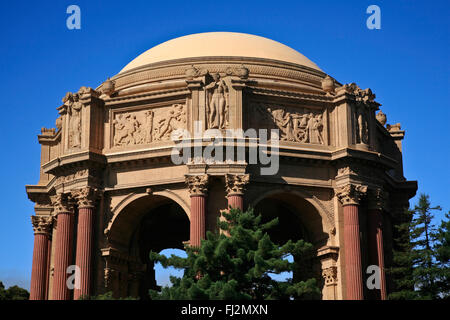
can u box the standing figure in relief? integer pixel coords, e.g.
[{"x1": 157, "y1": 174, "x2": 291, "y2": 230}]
[
  {"x1": 206, "y1": 73, "x2": 228, "y2": 129},
  {"x1": 68, "y1": 93, "x2": 82, "y2": 148},
  {"x1": 356, "y1": 107, "x2": 368, "y2": 144},
  {"x1": 144, "y1": 110, "x2": 154, "y2": 143},
  {"x1": 311, "y1": 114, "x2": 324, "y2": 144}
]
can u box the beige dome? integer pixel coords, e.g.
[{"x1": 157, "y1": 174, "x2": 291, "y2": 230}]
[{"x1": 119, "y1": 32, "x2": 321, "y2": 73}]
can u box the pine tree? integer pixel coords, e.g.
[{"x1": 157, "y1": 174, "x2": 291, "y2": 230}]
[
  {"x1": 388, "y1": 194, "x2": 443, "y2": 299},
  {"x1": 434, "y1": 211, "x2": 450, "y2": 298},
  {"x1": 388, "y1": 208, "x2": 418, "y2": 300},
  {"x1": 149, "y1": 208, "x2": 321, "y2": 300}
]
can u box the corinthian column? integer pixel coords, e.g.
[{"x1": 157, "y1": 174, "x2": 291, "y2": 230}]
[
  {"x1": 367, "y1": 188, "x2": 388, "y2": 300},
  {"x1": 185, "y1": 175, "x2": 209, "y2": 248},
  {"x1": 225, "y1": 174, "x2": 249, "y2": 211},
  {"x1": 336, "y1": 184, "x2": 367, "y2": 300},
  {"x1": 72, "y1": 187, "x2": 99, "y2": 300},
  {"x1": 50, "y1": 194, "x2": 74, "y2": 300},
  {"x1": 30, "y1": 215, "x2": 53, "y2": 300}
]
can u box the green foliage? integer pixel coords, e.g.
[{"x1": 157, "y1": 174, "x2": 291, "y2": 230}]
[
  {"x1": 434, "y1": 211, "x2": 450, "y2": 298},
  {"x1": 388, "y1": 194, "x2": 448, "y2": 300},
  {"x1": 0, "y1": 281, "x2": 29, "y2": 300},
  {"x1": 79, "y1": 291, "x2": 138, "y2": 300},
  {"x1": 149, "y1": 208, "x2": 320, "y2": 300}
]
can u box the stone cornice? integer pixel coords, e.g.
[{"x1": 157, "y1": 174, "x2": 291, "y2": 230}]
[
  {"x1": 42, "y1": 151, "x2": 106, "y2": 176},
  {"x1": 335, "y1": 184, "x2": 368, "y2": 206},
  {"x1": 225, "y1": 174, "x2": 250, "y2": 196},
  {"x1": 185, "y1": 174, "x2": 209, "y2": 196},
  {"x1": 31, "y1": 215, "x2": 53, "y2": 235}
]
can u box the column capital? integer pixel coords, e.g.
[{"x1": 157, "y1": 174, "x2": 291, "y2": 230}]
[
  {"x1": 72, "y1": 187, "x2": 100, "y2": 208},
  {"x1": 185, "y1": 174, "x2": 209, "y2": 196},
  {"x1": 50, "y1": 193, "x2": 72, "y2": 214},
  {"x1": 367, "y1": 188, "x2": 389, "y2": 211},
  {"x1": 225, "y1": 174, "x2": 249, "y2": 196},
  {"x1": 335, "y1": 184, "x2": 367, "y2": 206},
  {"x1": 322, "y1": 266, "x2": 338, "y2": 287},
  {"x1": 31, "y1": 215, "x2": 53, "y2": 235}
]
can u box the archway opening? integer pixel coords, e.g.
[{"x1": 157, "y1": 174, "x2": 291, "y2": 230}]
[
  {"x1": 129, "y1": 200, "x2": 189, "y2": 300},
  {"x1": 253, "y1": 195, "x2": 320, "y2": 285},
  {"x1": 154, "y1": 248, "x2": 187, "y2": 288}
]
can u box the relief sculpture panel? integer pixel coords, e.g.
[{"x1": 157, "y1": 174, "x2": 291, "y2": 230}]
[
  {"x1": 249, "y1": 102, "x2": 325, "y2": 144},
  {"x1": 112, "y1": 103, "x2": 186, "y2": 147}
]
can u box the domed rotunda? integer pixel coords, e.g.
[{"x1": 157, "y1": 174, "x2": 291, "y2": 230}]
[{"x1": 26, "y1": 32, "x2": 417, "y2": 300}]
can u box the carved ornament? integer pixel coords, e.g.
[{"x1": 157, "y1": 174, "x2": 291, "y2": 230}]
[{"x1": 335, "y1": 184, "x2": 367, "y2": 206}]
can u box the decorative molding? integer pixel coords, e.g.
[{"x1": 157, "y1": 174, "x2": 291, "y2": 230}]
[
  {"x1": 335, "y1": 184, "x2": 367, "y2": 206},
  {"x1": 322, "y1": 266, "x2": 338, "y2": 286},
  {"x1": 185, "y1": 174, "x2": 209, "y2": 196},
  {"x1": 225, "y1": 174, "x2": 250, "y2": 196},
  {"x1": 31, "y1": 215, "x2": 53, "y2": 235},
  {"x1": 72, "y1": 187, "x2": 100, "y2": 208},
  {"x1": 50, "y1": 193, "x2": 72, "y2": 214}
]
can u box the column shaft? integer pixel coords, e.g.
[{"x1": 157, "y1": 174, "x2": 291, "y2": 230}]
[
  {"x1": 227, "y1": 194, "x2": 243, "y2": 211},
  {"x1": 368, "y1": 209, "x2": 387, "y2": 300},
  {"x1": 30, "y1": 233, "x2": 49, "y2": 300},
  {"x1": 190, "y1": 195, "x2": 206, "y2": 247},
  {"x1": 45, "y1": 237, "x2": 52, "y2": 299},
  {"x1": 74, "y1": 207, "x2": 94, "y2": 300},
  {"x1": 52, "y1": 212, "x2": 74, "y2": 300},
  {"x1": 343, "y1": 204, "x2": 364, "y2": 300}
]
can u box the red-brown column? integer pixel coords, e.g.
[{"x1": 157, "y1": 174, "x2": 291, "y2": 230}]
[
  {"x1": 51, "y1": 198, "x2": 74, "y2": 300},
  {"x1": 368, "y1": 208, "x2": 387, "y2": 300},
  {"x1": 337, "y1": 184, "x2": 367, "y2": 300},
  {"x1": 74, "y1": 206, "x2": 94, "y2": 299},
  {"x1": 225, "y1": 174, "x2": 249, "y2": 212},
  {"x1": 45, "y1": 236, "x2": 52, "y2": 299},
  {"x1": 227, "y1": 194, "x2": 243, "y2": 211},
  {"x1": 190, "y1": 195, "x2": 206, "y2": 247},
  {"x1": 186, "y1": 175, "x2": 209, "y2": 248},
  {"x1": 343, "y1": 204, "x2": 364, "y2": 300},
  {"x1": 30, "y1": 216, "x2": 52, "y2": 300}
]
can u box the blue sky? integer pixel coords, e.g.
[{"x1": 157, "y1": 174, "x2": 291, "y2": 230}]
[{"x1": 0, "y1": 0, "x2": 448, "y2": 290}]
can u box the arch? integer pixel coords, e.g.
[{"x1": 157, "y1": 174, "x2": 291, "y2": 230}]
[
  {"x1": 250, "y1": 188, "x2": 331, "y2": 247},
  {"x1": 106, "y1": 191, "x2": 190, "y2": 248}
]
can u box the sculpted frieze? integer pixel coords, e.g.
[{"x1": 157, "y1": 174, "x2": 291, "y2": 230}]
[
  {"x1": 112, "y1": 103, "x2": 186, "y2": 147},
  {"x1": 250, "y1": 102, "x2": 325, "y2": 144}
]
